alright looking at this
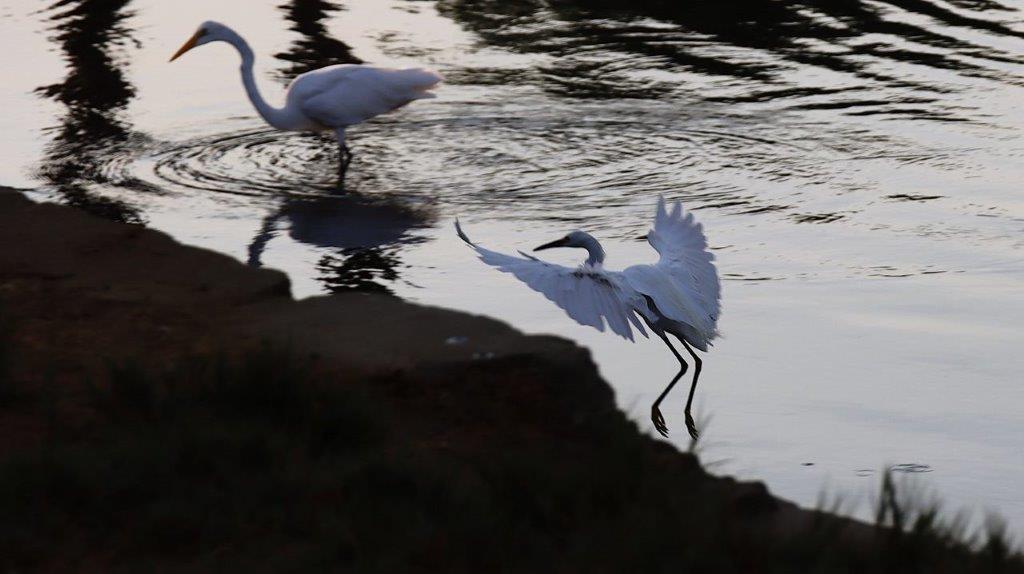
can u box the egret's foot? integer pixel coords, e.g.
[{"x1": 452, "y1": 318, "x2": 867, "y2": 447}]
[
  {"x1": 684, "y1": 410, "x2": 700, "y2": 441},
  {"x1": 651, "y1": 405, "x2": 669, "y2": 438}
]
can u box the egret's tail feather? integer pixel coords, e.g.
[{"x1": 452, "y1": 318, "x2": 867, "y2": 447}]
[{"x1": 399, "y1": 68, "x2": 444, "y2": 90}]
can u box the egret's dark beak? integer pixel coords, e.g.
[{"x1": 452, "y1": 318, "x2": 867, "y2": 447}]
[
  {"x1": 534, "y1": 237, "x2": 569, "y2": 252},
  {"x1": 170, "y1": 30, "x2": 203, "y2": 62}
]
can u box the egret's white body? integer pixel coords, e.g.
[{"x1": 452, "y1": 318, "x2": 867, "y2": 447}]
[
  {"x1": 170, "y1": 21, "x2": 442, "y2": 183},
  {"x1": 457, "y1": 197, "x2": 721, "y2": 438}
]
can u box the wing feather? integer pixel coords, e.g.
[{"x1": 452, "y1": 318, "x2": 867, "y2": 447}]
[
  {"x1": 456, "y1": 221, "x2": 646, "y2": 341},
  {"x1": 626, "y1": 197, "x2": 721, "y2": 343},
  {"x1": 296, "y1": 65, "x2": 442, "y2": 127}
]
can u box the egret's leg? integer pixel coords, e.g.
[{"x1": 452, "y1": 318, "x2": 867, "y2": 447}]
[
  {"x1": 342, "y1": 144, "x2": 353, "y2": 175},
  {"x1": 679, "y1": 339, "x2": 704, "y2": 441},
  {"x1": 651, "y1": 332, "x2": 688, "y2": 438},
  {"x1": 334, "y1": 128, "x2": 350, "y2": 190}
]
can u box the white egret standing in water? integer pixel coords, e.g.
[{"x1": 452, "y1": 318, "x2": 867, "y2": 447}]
[
  {"x1": 169, "y1": 21, "x2": 442, "y2": 185},
  {"x1": 457, "y1": 197, "x2": 721, "y2": 439}
]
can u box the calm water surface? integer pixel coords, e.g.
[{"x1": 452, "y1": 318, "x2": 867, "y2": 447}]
[{"x1": 2, "y1": 0, "x2": 1023, "y2": 529}]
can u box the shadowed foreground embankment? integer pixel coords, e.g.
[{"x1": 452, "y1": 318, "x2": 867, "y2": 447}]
[{"x1": 0, "y1": 188, "x2": 1018, "y2": 572}]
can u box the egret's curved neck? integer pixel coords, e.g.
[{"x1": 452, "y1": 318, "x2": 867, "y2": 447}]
[
  {"x1": 223, "y1": 30, "x2": 289, "y2": 129},
  {"x1": 579, "y1": 235, "x2": 606, "y2": 267}
]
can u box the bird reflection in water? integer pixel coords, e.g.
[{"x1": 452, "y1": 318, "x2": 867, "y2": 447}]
[
  {"x1": 317, "y1": 248, "x2": 402, "y2": 295},
  {"x1": 36, "y1": 0, "x2": 144, "y2": 223},
  {"x1": 247, "y1": 193, "x2": 428, "y2": 294}
]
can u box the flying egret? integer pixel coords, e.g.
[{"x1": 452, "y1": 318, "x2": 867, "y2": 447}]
[
  {"x1": 169, "y1": 21, "x2": 442, "y2": 185},
  {"x1": 456, "y1": 197, "x2": 721, "y2": 439}
]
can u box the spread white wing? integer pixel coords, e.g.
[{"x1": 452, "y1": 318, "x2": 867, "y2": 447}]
[
  {"x1": 456, "y1": 221, "x2": 648, "y2": 342},
  {"x1": 294, "y1": 65, "x2": 442, "y2": 128},
  {"x1": 638, "y1": 197, "x2": 721, "y2": 335}
]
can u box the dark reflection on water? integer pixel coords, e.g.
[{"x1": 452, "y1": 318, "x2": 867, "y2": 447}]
[
  {"x1": 275, "y1": 0, "x2": 361, "y2": 80},
  {"x1": 317, "y1": 248, "x2": 402, "y2": 294},
  {"x1": 438, "y1": 0, "x2": 1023, "y2": 118},
  {"x1": 246, "y1": 193, "x2": 428, "y2": 296},
  {"x1": 36, "y1": 0, "x2": 144, "y2": 223}
]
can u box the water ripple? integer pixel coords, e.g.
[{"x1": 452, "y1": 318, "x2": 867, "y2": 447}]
[{"x1": 150, "y1": 129, "x2": 340, "y2": 197}]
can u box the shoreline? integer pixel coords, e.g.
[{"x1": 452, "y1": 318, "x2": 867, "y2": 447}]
[{"x1": 1, "y1": 187, "x2": 1016, "y2": 571}]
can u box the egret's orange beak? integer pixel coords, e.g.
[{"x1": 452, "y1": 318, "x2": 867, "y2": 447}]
[{"x1": 169, "y1": 30, "x2": 202, "y2": 62}]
